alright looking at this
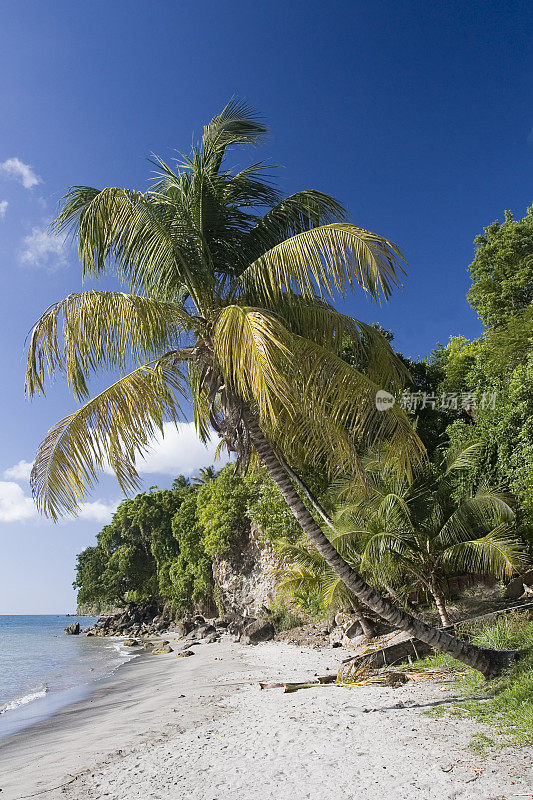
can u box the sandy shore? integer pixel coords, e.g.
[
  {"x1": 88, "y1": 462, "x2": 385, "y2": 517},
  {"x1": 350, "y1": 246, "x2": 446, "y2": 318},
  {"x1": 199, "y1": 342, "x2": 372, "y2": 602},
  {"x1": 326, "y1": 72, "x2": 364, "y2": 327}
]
[{"x1": 0, "y1": 636, "x2": 531, "y2": 800}]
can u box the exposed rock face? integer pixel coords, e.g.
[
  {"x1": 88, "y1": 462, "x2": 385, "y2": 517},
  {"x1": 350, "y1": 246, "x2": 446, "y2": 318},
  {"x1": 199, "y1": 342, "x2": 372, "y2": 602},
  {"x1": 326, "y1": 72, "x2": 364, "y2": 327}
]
[
  {"x1": 64, "y1": 622, "x2": 80, "y2": 635},
  {"x1": 79, "y1": 522, "x2": 285, "y2": 643},
  {"x1": 212, "y1": 522, "x2": 282, "y2": 616}
]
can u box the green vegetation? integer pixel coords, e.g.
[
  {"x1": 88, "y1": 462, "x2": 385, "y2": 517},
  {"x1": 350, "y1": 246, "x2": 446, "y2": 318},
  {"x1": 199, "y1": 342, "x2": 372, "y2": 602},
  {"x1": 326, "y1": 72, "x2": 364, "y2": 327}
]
[
  {"x1": 331, "y1": 446, "x2": 526, "y2": 626},
  {"x1": 432, "y1": 208, "x2": 533, "y2": 536},
  {"x1": 74, "y1": 463, "x2": 308, "y2": 617},
  {"x1": 418, "y1": 614, "x2": 533, "y2": 746}
]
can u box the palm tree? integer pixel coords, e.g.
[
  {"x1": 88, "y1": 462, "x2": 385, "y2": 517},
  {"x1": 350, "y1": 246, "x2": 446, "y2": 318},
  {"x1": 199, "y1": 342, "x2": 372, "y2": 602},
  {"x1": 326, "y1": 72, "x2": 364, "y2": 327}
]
[
  {"x1": 172, "y1": 475, "x2": 190, "y2": 491},
  {"x1": 193, "y1": 466, "x2": 218, "y2": 485},
  {"x1": 335, "y1": 445, "x2": 527, "y2": 627},
  {"x1": 25, "y1": 101, "x2": 516, "y2": 677}
]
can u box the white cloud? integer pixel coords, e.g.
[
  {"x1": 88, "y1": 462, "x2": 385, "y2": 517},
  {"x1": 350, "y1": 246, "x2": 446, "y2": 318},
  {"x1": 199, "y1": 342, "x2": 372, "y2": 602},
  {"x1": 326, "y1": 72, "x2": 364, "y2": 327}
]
[
  {"x1": 0, "y1": 478, "x2": 117, "y2": 525},
  {"x1": 129, "y1": 421, "x2": 230, "y2": 477},
  {"x1": 0, "y1": 482, "x2": 37, "y2": 522},
  {"x1": 0, "y1": 422, "x2": 227, "y2": 525},
  {"x1": 0, "y1": 200, "x2": 7, "y2": 218},
  {"x1": 20, "y1": 225, "x2": 68, "y2": 271},
  {"x1": 0, "y1": 157, "x2": 41, "y2": 189},
  {"x1": 74, "y1": 499, "x2": 120, "y2": 523},
  {"x1": 3, "y1": 459, "x2": 33, "y2": 482}
]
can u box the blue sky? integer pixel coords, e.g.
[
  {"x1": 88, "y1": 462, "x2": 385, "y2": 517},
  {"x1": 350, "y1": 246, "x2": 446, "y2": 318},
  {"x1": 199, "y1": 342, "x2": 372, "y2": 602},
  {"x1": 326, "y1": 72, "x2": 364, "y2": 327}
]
[{"x1": 0, "y1": 0, "x2": 531, "y2": 612}]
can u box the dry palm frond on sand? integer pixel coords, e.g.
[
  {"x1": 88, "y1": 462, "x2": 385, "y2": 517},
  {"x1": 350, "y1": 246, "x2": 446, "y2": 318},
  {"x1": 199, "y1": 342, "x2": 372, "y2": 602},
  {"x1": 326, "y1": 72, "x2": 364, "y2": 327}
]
[{"x1": 259, "y1": 663, "x2": 467, "y2": 692}]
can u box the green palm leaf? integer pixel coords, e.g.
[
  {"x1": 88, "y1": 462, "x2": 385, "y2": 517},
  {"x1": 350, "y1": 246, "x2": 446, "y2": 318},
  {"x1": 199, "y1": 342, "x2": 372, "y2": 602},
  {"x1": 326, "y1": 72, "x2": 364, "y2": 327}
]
[
  {"x1": 201, "y1": 98, "x2": 268, "y2": 169},
  {"x1": 438, "y1": 525, "x2": 527, "y2": 579},
  {"x1": 25, "y1": 290, "x2": 196, "y2": 399},
  {"x1": 56, "y1": 187, "x2": 206, "y2": 305},
  {"x1": 236, "y1": 223, "x2": 406, "y2": 303},
  {"x1": 31, "y1": 355, "x2": 189, "y2": 520}
]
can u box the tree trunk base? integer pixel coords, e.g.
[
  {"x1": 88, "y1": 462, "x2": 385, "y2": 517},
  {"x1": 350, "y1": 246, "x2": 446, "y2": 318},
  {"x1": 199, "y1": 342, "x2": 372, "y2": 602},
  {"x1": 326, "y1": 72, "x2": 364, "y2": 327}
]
[{"x1": 481, "y1": 648, "x2": 519, "y2": 680}]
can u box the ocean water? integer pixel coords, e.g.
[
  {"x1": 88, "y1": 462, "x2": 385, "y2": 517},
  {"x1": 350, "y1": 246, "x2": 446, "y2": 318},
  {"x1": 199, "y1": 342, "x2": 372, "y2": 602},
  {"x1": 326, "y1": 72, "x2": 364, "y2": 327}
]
[{"x1": 0, "y1": 615, "x2": 138, "y2": 738}]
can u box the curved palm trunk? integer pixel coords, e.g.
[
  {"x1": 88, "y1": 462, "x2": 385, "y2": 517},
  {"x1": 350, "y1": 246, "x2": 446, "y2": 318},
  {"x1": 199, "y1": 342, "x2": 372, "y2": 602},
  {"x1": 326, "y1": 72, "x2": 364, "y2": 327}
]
[
  {"x1": 277, "y1": 453, "x2": 376, "y2": 638},
  {"x1": 245, "y1": 414, "x2": 516, "y2": 679}
]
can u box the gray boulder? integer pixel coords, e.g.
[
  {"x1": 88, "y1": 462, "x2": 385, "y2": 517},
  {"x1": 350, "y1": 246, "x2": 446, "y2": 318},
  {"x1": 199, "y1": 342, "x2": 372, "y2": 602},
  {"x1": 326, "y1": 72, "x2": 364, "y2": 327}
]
[
  {"x1": 152, "y1": 642, "x2": 173, "y2": 655},
  {"x1": 505, "y1": 569, "x2": 533, "y2": 600},
  {"x1": 173, "y1": 618, "x2": 195, "y2": 638},
  {"x1": 195, "y1": 624, "x2": 216, "y2": 639},
  {"x1": 64, "y1": 622, "x2": 80, "y2": 635},
  {"x1": 177, "y1": 649, "x2": 195, "y2": 658},
  {"x1": 240, "y1": 618, "x2": 275, "y2": 645}
]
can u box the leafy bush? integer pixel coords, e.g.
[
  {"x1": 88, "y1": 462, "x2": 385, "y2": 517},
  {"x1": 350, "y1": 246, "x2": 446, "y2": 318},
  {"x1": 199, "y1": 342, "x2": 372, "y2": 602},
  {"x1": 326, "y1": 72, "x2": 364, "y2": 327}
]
[
  {"x1": 270, "y1": 608, "x2": 304, "y2": 633},
  {"x1": 197, "y1": 465, "x2": 250, "y2": 557}
]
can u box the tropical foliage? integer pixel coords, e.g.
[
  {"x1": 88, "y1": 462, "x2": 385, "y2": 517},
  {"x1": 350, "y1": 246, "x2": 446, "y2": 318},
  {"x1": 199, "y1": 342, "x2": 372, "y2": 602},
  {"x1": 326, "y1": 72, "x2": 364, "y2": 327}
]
[
  {"x1": 29, "y1": 104, "x2": 532, "y2": 676},
  {"x1": 332, "y1": 446, "x2": 526, "y2": 626}
]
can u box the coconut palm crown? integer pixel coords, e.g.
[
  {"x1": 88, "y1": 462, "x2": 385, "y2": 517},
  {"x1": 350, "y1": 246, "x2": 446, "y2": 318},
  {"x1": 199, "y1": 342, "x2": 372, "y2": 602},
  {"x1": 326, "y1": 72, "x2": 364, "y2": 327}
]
[{"x1": 26, "y1": 100, "x2": 421, "y2": 520}]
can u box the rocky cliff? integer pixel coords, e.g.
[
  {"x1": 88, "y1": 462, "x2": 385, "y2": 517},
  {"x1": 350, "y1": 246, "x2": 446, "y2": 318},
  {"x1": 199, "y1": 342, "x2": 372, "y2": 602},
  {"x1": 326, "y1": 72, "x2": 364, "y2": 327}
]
[{"x1": 212, "y1": 521, "x2": 282, "y2": 616}]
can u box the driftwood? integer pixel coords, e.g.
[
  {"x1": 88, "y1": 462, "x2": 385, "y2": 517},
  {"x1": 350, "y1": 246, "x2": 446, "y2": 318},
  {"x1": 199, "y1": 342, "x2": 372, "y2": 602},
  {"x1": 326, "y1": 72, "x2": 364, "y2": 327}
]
[{"x1": 259, "y1": 675, "x2": 337, "y2": 691}]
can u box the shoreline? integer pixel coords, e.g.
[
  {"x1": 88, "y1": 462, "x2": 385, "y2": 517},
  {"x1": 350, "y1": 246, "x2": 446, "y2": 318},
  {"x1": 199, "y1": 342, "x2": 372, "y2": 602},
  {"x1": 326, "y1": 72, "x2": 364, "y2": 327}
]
[
  {"x1": 0, "y1": 637, "x2": 531, "y2": 800},
  {"x1": 0, "y1": 631, "x2": 139, "y2": 741}
]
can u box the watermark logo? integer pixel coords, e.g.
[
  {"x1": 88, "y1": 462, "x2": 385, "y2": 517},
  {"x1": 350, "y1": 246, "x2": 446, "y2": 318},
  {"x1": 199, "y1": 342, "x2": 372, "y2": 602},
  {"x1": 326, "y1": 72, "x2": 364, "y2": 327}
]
[
  {"x1": 375, "y1": 389, "x2": 499, "y2": 413},
  {"x1": 375, "y1": 389, "x2": 396, "y2": 411}
]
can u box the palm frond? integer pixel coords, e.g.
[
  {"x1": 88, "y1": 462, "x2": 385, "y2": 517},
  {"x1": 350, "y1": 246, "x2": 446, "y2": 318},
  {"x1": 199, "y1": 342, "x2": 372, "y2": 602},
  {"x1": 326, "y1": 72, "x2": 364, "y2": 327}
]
[
  {"x1": 202, "y1": 99, "x2": 268, "y2": 170},
  {"x1": 31, "y1": 355, "x2": 189, "y2": 520},
  {"x1": 213, "y1": 305, "x2": 293, "y2": 419},
  {"x1": 444, "y1": 442, "x2": 484, "y2": 475},
  {"x1": 438, "y1": 525, "x2": 527, "y2": 579},
  {"x1": 248, "y1": 295, "x2": 409, "y2": 392},
  {"x1": 236, "y1": 223, "x2": 406, "y2": 303},
  {"x1": 55, "y1": 187, "x2": 206, "y2": 305},
  {"x1": 188, "y1": 360, "x2": 212, "y2": 444},
  {"x1": 237, "y1": 190, "x2": 346, "y2": 269},
  {"x1": 286, "y1": 335, "x2": 425, "y2": 478},
  {"x1": 25, "y1": 290, "x2": 196, "y2": 399},
  {"x1": 437, "y1": 489, "x2": 515, "y2": 547},
  {"x1": 322, "y1": 571, "x2": 354, "y2": 611}
]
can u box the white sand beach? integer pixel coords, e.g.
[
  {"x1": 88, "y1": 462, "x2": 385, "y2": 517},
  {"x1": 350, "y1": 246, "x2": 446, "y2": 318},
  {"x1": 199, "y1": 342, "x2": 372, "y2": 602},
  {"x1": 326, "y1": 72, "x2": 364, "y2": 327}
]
[{"x1": 1, "y1": 637, "x2": 531, "y2": 800}]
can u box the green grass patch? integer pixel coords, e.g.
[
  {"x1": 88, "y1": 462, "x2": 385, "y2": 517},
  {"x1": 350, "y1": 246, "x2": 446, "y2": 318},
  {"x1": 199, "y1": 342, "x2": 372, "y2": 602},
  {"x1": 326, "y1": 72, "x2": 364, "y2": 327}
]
[
  {"x1": 466, "y1": 732, "x2": 496, "y2": 757},
  {"x1": 416, "y1": 613, "x2": 533, "y2": 747}
]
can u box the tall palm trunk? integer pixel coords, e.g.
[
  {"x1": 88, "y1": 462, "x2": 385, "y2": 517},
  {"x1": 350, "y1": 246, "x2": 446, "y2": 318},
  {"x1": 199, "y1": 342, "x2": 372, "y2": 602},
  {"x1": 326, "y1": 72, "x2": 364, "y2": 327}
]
[
  {"x1": 430, "y1": 579, "x2": 453, "y2": 628},
  {"x1": 244, "y1": 414, "x2": 516, "y2": 679},
  {"x1": 277, "y1": 453, "x2": 376, "y2": 638}
]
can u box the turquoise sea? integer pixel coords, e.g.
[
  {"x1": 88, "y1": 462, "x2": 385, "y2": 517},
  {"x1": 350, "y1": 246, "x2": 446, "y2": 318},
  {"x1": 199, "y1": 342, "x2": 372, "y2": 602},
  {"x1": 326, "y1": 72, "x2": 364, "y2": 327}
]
[{"x1": 0, "y1": 615, "x2": 137, "y2": 738}]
